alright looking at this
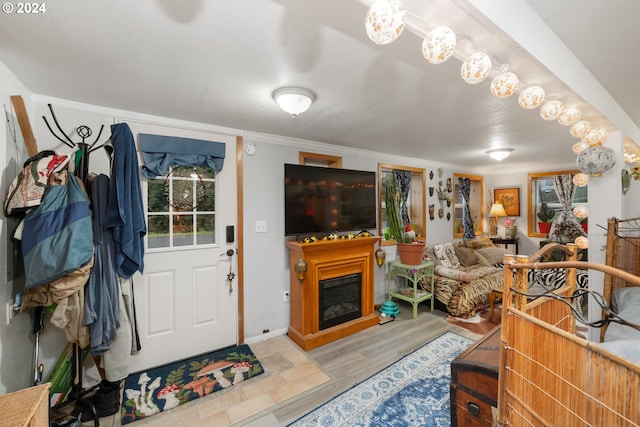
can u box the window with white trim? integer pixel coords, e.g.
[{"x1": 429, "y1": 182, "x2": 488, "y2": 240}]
[{"x1": 146, "y1": 166, "x2": 216, "y2": 249}]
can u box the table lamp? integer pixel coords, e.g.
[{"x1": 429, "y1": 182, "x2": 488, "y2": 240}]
[{"x1": 489, "y1": 203, "x2": 507, "y2": 237}]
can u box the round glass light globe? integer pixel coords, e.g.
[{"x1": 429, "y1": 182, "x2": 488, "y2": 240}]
[
  {"x1": 422, "y1": 26, "x2": 456, "y2": 65},
  {"x1": 365, "y1": 0, "x2": 406, "y2": 45},
  {"x1": 582, "y1": 127, "x2": 609, "y2": 145},
  {"x1": 557, "y1": 106, "x2": 582, "y2": 126},
  {"x1": 490, "y1": 72, "x2": 519, "y2": 98},
  {"x1": 460, "y1": 52, "x2": 492, "y2": 84},
  {"x1": 518, "y1": 86, "x2": 545, "y2": 109},
  {"x1": 575, "y1": 236, "x2": 589, "y2": 249},
  {"x1": 540, "y1": 100, "x2": 565, "y2": 121},
  {"x1": 573, "y1": 205, "x2": 588, "y2": 219},
  {"x1": 572, "y1": 141, "x2": 589, "y2": 154},
  {"x1": 572, "y1": 173, "x2": 588, "y2": 187},
  {"x1": 570, "y1": 120, "x2": 592, "y2": 138}
]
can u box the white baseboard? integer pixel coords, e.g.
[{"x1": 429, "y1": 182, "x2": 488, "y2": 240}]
[{"x1": 244, "y1": 327, "x2": 288, "y2": 345}]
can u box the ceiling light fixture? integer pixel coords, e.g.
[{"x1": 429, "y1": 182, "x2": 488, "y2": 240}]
[
  {"x1": 272, "y1": 87, "x2": 316, "y2": 118},
  {"x1": 487, "y1": 148, "x2": 513, "y2": 162}
]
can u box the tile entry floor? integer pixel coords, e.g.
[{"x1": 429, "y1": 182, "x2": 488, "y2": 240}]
[{"x1": 83, "y1": 335, "x2": 331, "y2": 427}]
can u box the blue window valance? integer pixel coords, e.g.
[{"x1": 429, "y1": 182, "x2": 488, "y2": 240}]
[{"x1": 139, "y1": 134, "x2": 226, "y2": 178}]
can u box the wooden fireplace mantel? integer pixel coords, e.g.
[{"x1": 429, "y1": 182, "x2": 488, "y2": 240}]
[{"x1": 286, "y1": 236, "x2": 380, "y2": 350}]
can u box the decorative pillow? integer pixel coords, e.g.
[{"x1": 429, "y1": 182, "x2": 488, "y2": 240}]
[
  {"x1": 465, "y1": 235, "x2": 495, "y2": 251},
  {"x1": 454, "y1": 246, "x2": 477, "y2": 267},
  {"x1": 474, "y1": 247, "x2": 511, "y2": 266},
  {"x1": 433, "y1": 242, "x2": 461, "y2": 268},
  {"x1": 435, "y1": 265, "x2": 472, "y2": 283}
]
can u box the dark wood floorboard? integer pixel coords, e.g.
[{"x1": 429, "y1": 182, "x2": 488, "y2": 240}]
[{"x1": 266, "y1": 301, "x2": 482, "y2": 426}]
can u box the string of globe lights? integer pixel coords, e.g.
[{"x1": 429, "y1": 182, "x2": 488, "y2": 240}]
[{"x1": 365, "y1": 0, "x2": 602, "y2": 250}]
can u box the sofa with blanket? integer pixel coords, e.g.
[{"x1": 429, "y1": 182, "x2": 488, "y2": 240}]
[
  {"x1": 419, "y1": 236, "x2": 590, "y2": 319},
  {"x1": 419, "y1": 236, "x2": 510, "y2": 318}
]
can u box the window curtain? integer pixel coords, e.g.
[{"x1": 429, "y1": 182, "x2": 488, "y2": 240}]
[
  {"x1": 139, "y1": 134, "x2": 226, "y2": 178},
  {"x1": 393, "y1": 169, "x2": 412, "y2": 226},
  {"x1": 459, "y1": 177, "x2": 475, "y2": 240},
  {"x1": 548, "y1": 174, "x2": 586, "y2": 242}
]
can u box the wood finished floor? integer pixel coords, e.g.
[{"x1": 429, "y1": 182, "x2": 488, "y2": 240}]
[{"x1": 87, "y1": 302, "x2": 482, "y2": 426}]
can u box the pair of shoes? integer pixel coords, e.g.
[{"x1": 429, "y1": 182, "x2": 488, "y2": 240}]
[{"x1": 73, "y1": 384, "x2": 122, "y2": 421}]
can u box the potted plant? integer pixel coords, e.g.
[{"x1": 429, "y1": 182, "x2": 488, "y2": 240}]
[
  {"x1": 383, "y1": 174, "x2": 425, "y2": 265},
  {"x1": 504, "y1": 217, "x2": 517, "y2": 239},
  {"x1": 537, "y1": 202, "x2": 554, "y2": 235}
]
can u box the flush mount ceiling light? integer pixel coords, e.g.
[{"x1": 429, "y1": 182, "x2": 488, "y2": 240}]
[
  {"x1": 272, "y1": 87, "x2": 316, "y2": 118},
  {"x1": 487, "y1": 148, "x2": 513, "y2": 162}
]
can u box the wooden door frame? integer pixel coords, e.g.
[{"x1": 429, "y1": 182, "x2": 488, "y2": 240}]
[{"x1": 236, "y1": 136, "x2": 245, "y2": 344}]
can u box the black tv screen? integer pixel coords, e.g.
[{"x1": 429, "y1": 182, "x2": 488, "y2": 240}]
[{"x1": 284, "y1": 164, "x2": 377, "y2": 236}]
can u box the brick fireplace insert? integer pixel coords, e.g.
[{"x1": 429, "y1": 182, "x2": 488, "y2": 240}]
[{"x1": 286, "y1": 237, "x2": 380, "y2": 350}]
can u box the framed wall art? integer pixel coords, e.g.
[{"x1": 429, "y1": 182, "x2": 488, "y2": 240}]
[{"x1": 494, "y1": 187, "x2": 520, "y2": 216}]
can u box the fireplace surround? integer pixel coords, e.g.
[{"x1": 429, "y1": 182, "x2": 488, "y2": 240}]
[{"x1": 286, "y1": 237, "x2": 380, "y2": 350}]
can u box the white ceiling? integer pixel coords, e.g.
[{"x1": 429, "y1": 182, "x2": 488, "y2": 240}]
[{"x1": 0, "y1": 0, "x2": 638, "y2": 173}]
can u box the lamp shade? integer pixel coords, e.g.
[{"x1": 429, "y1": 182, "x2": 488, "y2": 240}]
[
  {"x1": 518, "y1": 86, "x2": 545, "y2": 109},
  {"x1": 365, "y1": 0, "x2": 406, "y2": 45},
  {"x1": 487, "y1": 148, "x2": 513, "y2": 162},
  {"x1": 490, "y1": 203, "x2": 508, "y2": 218},
  {"x1": 576, "y1": 145, "x2": 616, "y2": 176},
  {"x1": 461, "y1": 52, "x2": 492, "y2": 84},
  {"x1": 422, "y1": 26, "x2": 456, "y2": 65},
  {"x1": 273, "y1": 87, "x2": 315, "y2": 117}
]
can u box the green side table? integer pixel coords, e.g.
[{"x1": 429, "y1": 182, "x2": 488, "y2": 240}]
[{"x1": 387, "y1": 259, "x2": 435, "y2": 318}]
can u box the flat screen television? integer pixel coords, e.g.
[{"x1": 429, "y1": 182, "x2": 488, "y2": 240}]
[{"x1": 284, "y1": 164, "x2": 377, "y2": 236}]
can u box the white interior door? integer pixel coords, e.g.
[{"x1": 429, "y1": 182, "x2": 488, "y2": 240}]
[{"x1": 120, "y1": 119, "x2": 238, "y2": 373}]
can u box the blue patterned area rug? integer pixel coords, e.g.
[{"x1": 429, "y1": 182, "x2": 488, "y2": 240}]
[
  {"x1": 288, "y1": 332, "x2": 473, "y2": 427},
  {"x1": 120, "y1": 344, "x2": 264, "y2": 424}
]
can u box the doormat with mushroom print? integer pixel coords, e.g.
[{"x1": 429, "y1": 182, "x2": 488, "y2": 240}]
[{"x1": 120, "y1": 344, "x2": 264, "y2": 424}]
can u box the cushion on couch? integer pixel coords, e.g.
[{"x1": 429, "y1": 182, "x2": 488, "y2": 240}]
[
  {"x1": 435, "y1": 265, "x2": 472, "y2": 283},
  {"x1": 474, "y1": 246, "x2": 512, "y2": 266},
  {"x1": 454, "y1": 246, "x2": 477, "y2": 267},
  {"x1": 433, "y1": 242, "x2": 461, "y2": 268},
  {"x1": 465, "y1": 235, "x2": 495, "y2": 251}
]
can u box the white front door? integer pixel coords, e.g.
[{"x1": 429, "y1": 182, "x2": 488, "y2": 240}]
[{"x1": 120, "y1": 119, "x2": 238, "y2": 372}]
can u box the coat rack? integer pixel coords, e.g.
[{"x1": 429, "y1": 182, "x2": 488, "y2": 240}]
[
  {"x1": 42, "y1": 103, "x2": 108, "y2": 183},
  {"x1": 42, "y1": 104, "x2": 108, "y2": 426}
]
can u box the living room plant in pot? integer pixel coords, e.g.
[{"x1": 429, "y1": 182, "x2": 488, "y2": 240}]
[
  {"x1": 537, "y1": 202, "x2": 554, "y2": 235},
  {"x1": 383, "y1": 174, "x2": 425, "y2": 265}
]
